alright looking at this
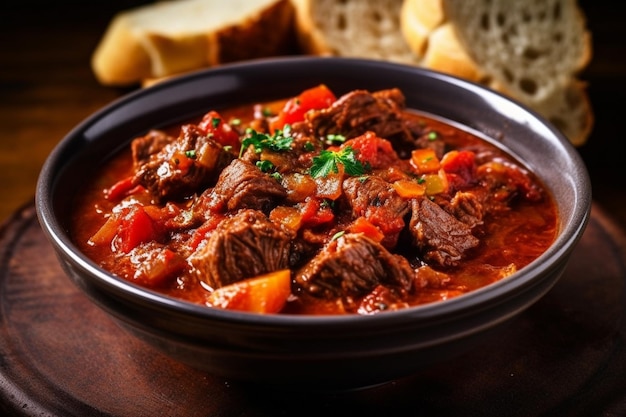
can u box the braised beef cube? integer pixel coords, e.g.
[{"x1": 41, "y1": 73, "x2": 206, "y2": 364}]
[
  {"x1": 371, "y1": 88, "x2": 406, "y2": 108},
  {"x1": 208, "y1": 158, "x2": 287, "y2": 213},
  {"x1": 410, "y1": 197, "x2": 479, "y2": 267},
  {"x1": 309, "y1": 89, "x2": 420, "y2": 146},
  {"x1": 131, "y1": 130, "x2": 175, "y2": 168},
  {"x1": 190, "y1": 209, "x2": 291, "y2": 289},
  {"x1": 295, "y1": 233, "x2": 414, "y2": 300},
  {"x1": 133, "y1": 124, "x2": 235, "y2": 201},
  {"x1": 343, "y1": 176, "x2": 409, "y2": 248},
  {"x1": 447, "y1": 191, "x2": 484, "y2": 228}
]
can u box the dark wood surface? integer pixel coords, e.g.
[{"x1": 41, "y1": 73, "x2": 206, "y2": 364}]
[{"x1": 1, "y1": 1, "x2": 625, "y2": 416}]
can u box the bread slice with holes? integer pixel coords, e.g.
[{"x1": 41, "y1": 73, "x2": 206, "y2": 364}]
[
  {"x1": 291, "y1": 0, "x2": 419, "y2": 64},
  {"x1": 400, "y1": 0, "x2": 593, "y2": 145},
  {"x1": 91, "y1": 0, "x2": 295, "y2": 86}
]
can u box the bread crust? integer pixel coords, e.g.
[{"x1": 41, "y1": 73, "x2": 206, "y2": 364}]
[
  {"x1": 212, "y1": 0, "x2": 295, "y2": 65},
  {"x1": 422, "y1": 23, "x2": 483, "y2": 82},
  {"x1": 400, "y1": 0, "x2": 594, "y2": 145},
  {"x1": 400, "y1": 0, "x2": 444, "y2": 56},
  {"x1": 91, "y1": 0, "x2": 295, "y2": 86},
  {"x1": 290, "y1": 0, "x2": 333, "y2": 55},
  {"x1": 91, "y1": 13, "x2": 153, "y2": 85}
]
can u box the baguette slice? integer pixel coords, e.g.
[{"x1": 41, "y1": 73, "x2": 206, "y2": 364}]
[
  {"x1": 92, "y1": 0, "x2": 295, "y2": 86},
  {"x1": 400, "y1": 0, "x2": 593, "y2": 145},
  {"x1": 291, "y1": 0, "x2": 419, "y2": 64}
]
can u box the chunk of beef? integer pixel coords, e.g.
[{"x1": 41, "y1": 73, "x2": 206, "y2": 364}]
[
  {"x1": 131, "y1": 130, "x2": 175, "y2": 167},
  {"x1": 295, "y1": 233, "x2": 414, "y2": 300},
  {"x1": 447, "y1": 191, "x2": 484, "y2": 228},
  {"x1": 307, "y1": 89, "x2": 420, "y2": 146},
  {"x1": 190, "y1": 209, "x2": 291, "y2": 289},
  {"x1": 343, "y1": 176, "x2": 409, "y2": 248},
  {"x1": 410, "y1": 197, "x2": 479, "y2": 267},
  {"x1": 132, "y1": 124, "x2": 235, "y2": 201},
  {"x1": 208, "y1": 158, "x2": 287, "y2": 213}
]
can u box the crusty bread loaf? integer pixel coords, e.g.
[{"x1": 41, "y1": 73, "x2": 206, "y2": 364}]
[
  {"x1": 290, "y1": 0, "x2": 419, "y2": 64},
  {"x1": 91, "y1": 0, "x2": 295, "y2": 86},
  {"x1": 400, "y1": 0, "x2": 593, "y2": 145}
]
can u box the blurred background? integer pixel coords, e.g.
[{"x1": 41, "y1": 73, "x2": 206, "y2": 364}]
[{"x1": 0, "y1": 0, "x2": 624, "y2": 230}]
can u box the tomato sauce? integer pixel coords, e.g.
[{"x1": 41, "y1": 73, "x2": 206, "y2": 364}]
[{"x1": 71, "y1": 86, "x2": 558, "y2": 315}]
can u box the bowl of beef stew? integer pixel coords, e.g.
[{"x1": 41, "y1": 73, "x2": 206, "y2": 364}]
[{"x1": 36, "y1": 57, "x2": 591, "y2": 389}]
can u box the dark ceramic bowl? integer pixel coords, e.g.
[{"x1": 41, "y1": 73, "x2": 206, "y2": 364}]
[{"x1": 36, "y1": 57, "x2": 591, "y2": 389}]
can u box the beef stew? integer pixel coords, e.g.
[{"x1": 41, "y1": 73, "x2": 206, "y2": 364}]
[{"x1": 71, "y1": 85, "x2": 557, "y2": 315}]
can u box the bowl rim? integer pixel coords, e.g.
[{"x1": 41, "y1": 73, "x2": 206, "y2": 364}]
[{"x1": 35, "y1": 56, "x2": 592, "y2": 329}]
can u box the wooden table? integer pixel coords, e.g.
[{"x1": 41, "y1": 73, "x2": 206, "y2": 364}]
[{"x1": 1, "y1": 2, "x2": 625, "y2": 416}]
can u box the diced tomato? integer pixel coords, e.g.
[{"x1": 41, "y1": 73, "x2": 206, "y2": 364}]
[
  {"x1": 270, "y1": 84, "x2": 337, "y2": 131},
  {"x1": 299, "y1": 197, "x2": 335, "y2": 227},
  {"x1": 343, "y1": 132, "x2": 399, "y2": 169},
  {"x1": 105, "y1": 176, "x2": 145, "y2": 201},
  {"x1": 440, "y1": 150, "x2": 477, "y2": 191},
  {"x1": 132, "y1": 247, "x2": 188, "y2": 288},
  {"x1": 206, "y1": 269, "x2": 292, "y2": 314},
  {"x1": 114, "y1": 205, "x2": 160, "y2": 253},
  {"x1": 170, "y1": 150, "x2": 195, "y2": 175},
  {"x1": 348, "y1": 217, "x2": 384, "y2": 243},
  {"x1": 198, "y1": 110, "x2": 240, "y2": 149},
  {"x1": 188, "y1": 214, "x2": 225, "y2": 251}
]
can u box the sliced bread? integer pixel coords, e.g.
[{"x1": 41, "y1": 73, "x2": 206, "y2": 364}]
[
  {"x1": 91, "y1": 0, "x2": 295, "y2": 86},
  {"x1": 290, "y1": 0, "x2": 419, "y2": 64},
  {"x1": 400, "y1": 0, "x2": 593, "y2": 145}
]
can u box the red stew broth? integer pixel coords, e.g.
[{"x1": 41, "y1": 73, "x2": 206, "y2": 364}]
[{"x1": 71, "y1": 94, "x2": 558, "y2": 314}]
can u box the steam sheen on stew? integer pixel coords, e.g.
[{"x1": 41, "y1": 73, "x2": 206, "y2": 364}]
[{"x1": 71, "y1": 86, "x2": 557, "y2": 315}]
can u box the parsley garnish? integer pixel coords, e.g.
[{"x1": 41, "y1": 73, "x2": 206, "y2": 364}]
[
  {"x1": 240, "y1": 125, "x2": 294, "y2": 157},
  {"x1": 325, "y1": 133, "x2": 346, "y2": 145},
  {"x1": 310, "y1": 146, "x2": 365, "y2": 178},
  {"x1": 256, "y1": 160, "x2": 275, "y2": 172}
]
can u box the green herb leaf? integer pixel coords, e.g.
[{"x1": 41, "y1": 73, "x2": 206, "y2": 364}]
[
  {"x1": 256, "y1": 160, "x2": 275, "y2": 172},
  {"x1": 310, "y1": 146, "x2": 365, "y2": 179},
  {"x1": 240, "y1": 125, "x2": 294, "y2": 157},
  {"x1": 325, "y1": 133, "x2": 346, "y2": 145}
]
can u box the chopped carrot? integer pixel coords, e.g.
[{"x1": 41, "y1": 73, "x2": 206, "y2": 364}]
[{"x1": 207, "y1": 269, "x2": 292, "y2": 314}]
